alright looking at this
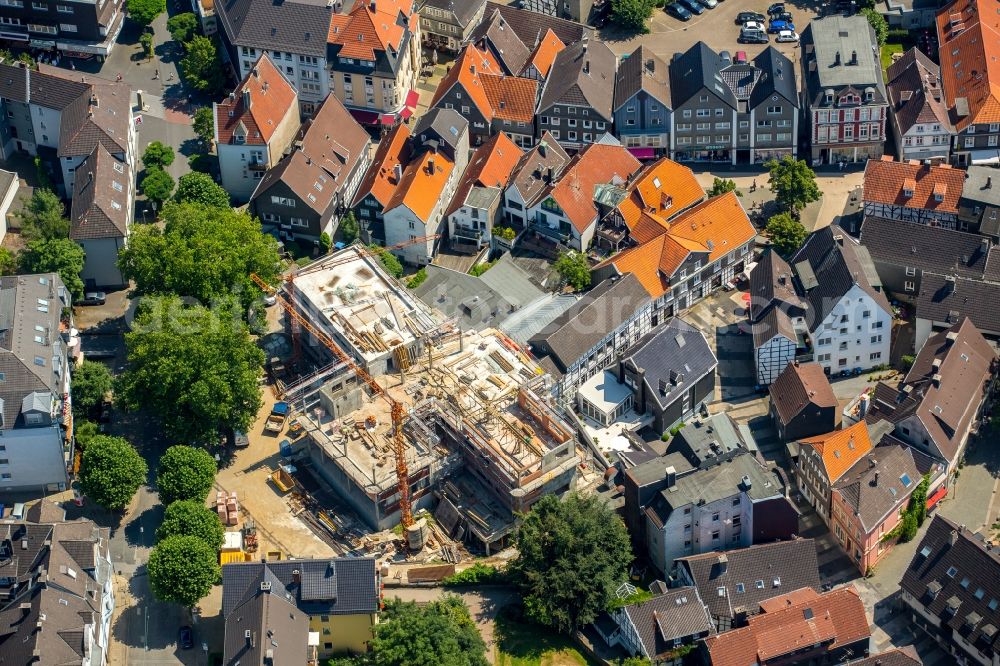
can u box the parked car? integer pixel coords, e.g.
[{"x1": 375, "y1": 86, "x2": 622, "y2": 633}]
[
  {"x1": 767, "y1": 2, "x2": 785, "y2": 14},
  {"x1": 667, "y1": 2, "x2": 693, "y2": 19},
  {"x1": 178, "y1": 627, "x2": 194, "y2": 650},
  {"x1": 739, "y1": 30, "x2": 768, "y2": 43},
  {"x1": 695, "y1": 0, "x2": 717, "y2": 8},
  {"x1": 76, "y1": 291, "x2": 106, "y2": 306},
  {"x1": 233, "y1": 430, "x2": 250, "y2": 448},
  {"x1": 736, "y1": 10, "x2": 765, "y2": 23},
  {"x1": 768, "y1": 19, "x2": 794, "y2": 32},
  {"x1": 678, "y1": 0, "x2": 704, "y2": 14},
  {"x1": 741, "y1": 20, "x2": 766, "y2": 31},
  {"x1": 776, "y1": 29, "x2": 799, "y2": 42}
]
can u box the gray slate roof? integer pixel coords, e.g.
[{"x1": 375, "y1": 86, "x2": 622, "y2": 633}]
[
  {"x1": 801, "y1": 15, "x2": 886, "y2": 106},
  {"x1": 669, "y1": 42, "x2": 737, "y2": 110},
  {"x1": 749, "y1": 47, "x2": 797, "y2": 107},
  {"x1": 886, "y1": 48, "x2": 952, "y2": 136},
  {"x1": 861, "y1": 215, "x2": 995, "y2": 279},
  {"x1": 471, "y1": 9, "x2": 531, "y2": 75},
  {"x1": 528, "y1": 273, "x2": 649, "y2": 373},
  {"x1": 674, "y1": 539, "x2": 821, "y2": 621},
  {"x1": 508, "y1": 132, "x2": 572, "y2": 208},
  {"x1": 537, "y1": 40, "x2": 617, "y2": 119},
  {"x1": 70, "y1": 144, "x2": 131, "y2": 240},
  {"x1": 621, "y1": 318, "x2": 717, "y2": 412},
  {"x1": 613, "y1": 46, "x2": 670, "y2": 112},
  {"x1": 473, "y1": 1, "x2": 591, "y2": 47},
  {"x1": 916, "y1": 273, "x2": 1000, "y2": 332},
  {"x1": 222, "y1": 558, "x2": 379, "y2": 618},
  {"x1": 621, "y1": 587, "x2": 714, "y2": 657},
  {"x1": 421, "y1": 0, "x2": 485, "y2": 28},
  {"x1": 499, "y1": 292, "x2": 580, "y2": 346},
  {"x1": 223, "y1": 589, "x2": 309, "y2": 666},
  {"x1": 216, "y1": 0, "x2": 331, "y2": 56},
  {"x1": 412, "y1": 107, "x2": 469, "y2": 155},
  {"x1": 670, "y1": 413, "x2": 757, "y2": 468}
]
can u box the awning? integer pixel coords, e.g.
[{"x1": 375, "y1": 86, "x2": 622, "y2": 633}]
[
  {"x1": 380, "y1": 114, "x2": 396, "y2": 125},
  {"x1": 926, "y1": 485, "x2": 947, "y2": 510},
  {"x1": 969, "y1": 149, "x2": 1000, "y2": 165},
  {"x1": 627, "y1": 147, "x2": 656, "y2": 159},
  {"x1": 400, "y1": 107, "x2": 413, "y2": 120},
  {"x1": 0, "y1": 31, "x2": 29, "y2": 42},
  {"x1": 348, "y1": 109, "x2": 380, "y2": 125},
  {"x1": 405, "y1": 90, "x2": 420, "y2": 108}
]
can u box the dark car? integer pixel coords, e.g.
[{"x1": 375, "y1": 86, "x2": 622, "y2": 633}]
[
  {"x1": 179, "y1": 626, "x2": 194, "y2": 650},
  {"x1": 767, "y1": 2, "x2": 785, "y2": 14},
  {"x1": 736, "y1": 10, "x2": 765, "y2": 23},
  {"x1": 768, "y1": 18, "x2": 793, "y2": 32},
  {"x1": 678, "y1": 0, "x2": 704, "y2": 14},
  {"x1": 738, "y1": 31, "x2": 769, "y2": 43},
  {"x1": 667, "y1": 2, "x2": 693, "y2": 19},
  {"x1": 76, "y1": 291, "x2": 107, "y2": 306}
]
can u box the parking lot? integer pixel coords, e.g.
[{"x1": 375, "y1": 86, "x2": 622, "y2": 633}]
[{"x1": 600, "y1": 0, "x2": 829, "y2": 67}]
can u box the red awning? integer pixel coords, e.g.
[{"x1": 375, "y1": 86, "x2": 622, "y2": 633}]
[
  {"x1": 926, "y1": 485, "x2": 947, "y2": 509},
  {"x1": 380, "y1": 114, "x2": 396, "y2": 125},
  {"x1": 627, "y1": 147, "x2": 656, "y2": 159},
  {"x1": 405, "y1": 90, "x2": 420, "y2": 108},
  {"x1": 349, "y1": 109, "x2": 380, "y2": 125},
  {"x1": 400, "y1": 107, "x2": 413, "y2": 120}
]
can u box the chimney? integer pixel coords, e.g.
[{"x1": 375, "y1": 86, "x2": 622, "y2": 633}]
[
  {"x1": 393, "y1": 163, "x2": 403, "y2": 182},
  {"x1": 252, "y1": 67, "x2": 259, "y2": 79},
  {"x1": 873, "y1": 471, "x2": 879, "y2": 485},
  {"x1": 717, "y1": 553, "x2": 728, "y2": 574},
  {"x1": 987, "y1": 176, "x2": 993, "y2": 189},
  {"x1": 583, "y1": 60, "x2": 590, "y2": 75},
  {"x1": 369, "y1": 0, "x2": 375, "y2": 10},
  {"x1": 228, "y1": 91, "x2": 236, "y2": 102},
  {"x1": 740, "y1": 474, "x2": 752, "y2": 491},
  {"x1": 292, "y1": 569, "x2": 301, "y2": 584},
  {"x1": 850, "y1": 50, "x2": 858, "y2": 65},
  {"x1": 833, "y1": 234, "x2": 844, "y2": 245},
  {"x1": 665, "y1": 465, "x2": 676, "y2": 488},
  {"x1": 470, "y1": 64, "x2": 476, "y2": 75},
  {"x1": 242, "y1": 89, "x2": 252, "y2": 110},
  {"x1": 932, "y1": 373, "x2": 942, "y2": 387},
  {"x1": 263, "y1": 81, "x2": 269, "y2": 93},
  {"x1": 427, "y1": 157, "x2": 435, "y2": 173},
  {"x1": 950, "y1": 529, "x2": 960, "y2": 546},
  {"x1": 90, "y1": 93, "x2": 98, "y2": 108},
  {"x1": 546, "y1": 166, "x2": 554, "y2": 182},
  {"x1": 539, "y1": 142, "x2": 547, "y2": 158},
  {"x1": 834, "y1": 51, "x2": 841, "y2": 66}
]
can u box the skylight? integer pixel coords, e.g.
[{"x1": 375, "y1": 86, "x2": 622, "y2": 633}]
[{"x1": 900, "y1": 473, "x2": 912, "y2": 487}]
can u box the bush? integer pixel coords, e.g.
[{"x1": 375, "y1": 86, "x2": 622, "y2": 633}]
[
  {"x1": 406, "y1": 267, "x2": 428, "y2": 289},
  {"x1": 494, "y1": 226, "x2": 516, "y2": 241},
  {"x1": 319, "y1": 232, "x2": 331, "y2": 253},
  {"x1": 442, "y1": 563, "x2": 508, "y2": 586},
  {"x1": 668, "y1": 421, "x2": 685, "y2": 437},
  {"x1": 469, "y1": 261, "x2": 495, "y2": 277},
  {"x1": 900, "y1": 354, "x2": 915, "y2": 371}
]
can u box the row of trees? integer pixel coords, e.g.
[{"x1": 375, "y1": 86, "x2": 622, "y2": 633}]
[{"x1": 763, "y1": 156, "x2": 821, "y2": 257}]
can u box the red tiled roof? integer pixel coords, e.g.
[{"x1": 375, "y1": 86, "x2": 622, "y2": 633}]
[
  {"x1": 352, "y1": 123, "x2": 412, "y2": 207},
  {"x1": 385, "y1": 149, "x2": 455, "y2": 222},
  {"x1": 862, "y1": 157, "x2": 965, "y2": 213},
  {"x1": 546, "y1": 143, "x2": 641, "y2": 233},
  {"x1": 617, "y1": 158, "x2": 704, "y2": 233},
  {"x1": 327, "y1": 0, "x2": 414, "y2": 60},
  {"x1": 705, "y1": 587, "x2": 870, "y2": 666},
  {"x1": 935, "y1": 0, "x2": 1000, "y2": 129},
  {"x1": 526, "y1": 28, "x2": 564, "y2": 78},
  {"x1": 798, "y1": 421, "x2": 874, "y2": 483},
  {"x1": 215, "y1": 55, "x2": 297, "y2": 146},
  {"x1": 430, "y1": 45, "x2": 503, "y2": 120},
  {"x1": 445, "y1": 132, "x2": 522, "y2": 217},
  {"x1": 480, "y1": 74, "x2": 538, "y2": 123}
]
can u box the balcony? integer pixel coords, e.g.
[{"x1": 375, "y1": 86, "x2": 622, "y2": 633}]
[{"x1": 247, "y1": 161, "x2": 267, "y2": 172}]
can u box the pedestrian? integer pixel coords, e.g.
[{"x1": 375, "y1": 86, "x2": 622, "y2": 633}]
[
  {"x1": 167, "y1": 72, "x2": 173, "y2": 81},
  {"x1": 116, "y1": 72, "x2": 122, "y2": 82},
  {"x1": 154, "y1": 68, "x2": 159, "y2": 80},
  {"x1": 70, "y1": 60, "x2": 75, "y2": 71}
]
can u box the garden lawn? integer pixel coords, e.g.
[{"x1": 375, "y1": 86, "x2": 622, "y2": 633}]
[
  {"x1": 495, "y1": 611, "x2": 601, "y2": 666},
  {"x1": 880, "y1": 43, "x2": 904, "y2": 76}
]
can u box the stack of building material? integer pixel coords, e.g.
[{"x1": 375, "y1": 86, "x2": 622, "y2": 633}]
[{"x1": 216, "y1": 491, "x2": 240, "y2": 526}]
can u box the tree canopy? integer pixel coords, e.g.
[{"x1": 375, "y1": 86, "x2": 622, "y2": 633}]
[
  {"x1": 167, "y1": 12, "x2": 198, "y2": 43},
  {"x1": 118, "y1": 203, "x2": 280, "y2": 307},
  {"x1": 611, "y1": 0, "x2": 653, "y2": 32},
  {"x1": 174, "y1": 172, "x2": 230, "y2": 209},
  {"x1": 20, "y1": 237, "x2": 85, "y2": 300},
  {"x1": 156, "y1": 499, "x2": 225, "y2": 550},
  {"x1": 509, "y1": 493, "x2": 632, "y2": 633},
  {"x1": 0, "y1": 248, "x2": 17, "y2": 276},
  {"x1": 766, "y1": 156, "x2": 821, "y2": 215},
  {"x1": 116, "y1": 299, "x2": 264, "y2": 444},
  {"x1": 148, "y1": 535, "x2": 220, "y2": 607},
  {"x1": 142, "y1": 141, "x2": 175, "y2": 169},
  {"x1": 340, "y1": 212, "x2": 359, "y2": 243},
  {"x1": 72, "y1": 361, "x2": 113, "y2": 419},
  {"x1": 193, "y1": 107, "x2": 215, "y2": 146},
  {"x1": 554, "y1": 251, "x2": 591, "y2": 291},
  {"x1": 765, "y1": 213, "x2": 808, "y2": 257},
  {"x1": 371, "y1": 596, "x2": 488, "y2": 666},
  {"x1": 17, "y1": 189, "x2": 69, "y2": 241},
  {"x1": 79, "y1": 435, "x2": 148, "y2": 510},
  {"x1": 708, "y1": 178, "x2": 737, "y2": 197},
  {"x1": 128, "y1": 0, "x2": 166, "y2": 27},
  {"x1": 141, "y1": 168, "x2": 175, "y2": 208},
  {"x1": 861, "y1": 8, "x2": 888, "y2": 46},
  {"x1": 156, "y1": 445, "x2": 217, "y2": 504},
  {"x1": 181, "y1": 36, "x2": 225, "y2": 94}
]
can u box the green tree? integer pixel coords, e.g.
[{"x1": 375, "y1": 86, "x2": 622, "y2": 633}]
[
  {"x1": 708, "y1": 177, "x2": 737, "y2": 197},
  {"x1": 174, "y1": 172, "x2": 230, "y2": 209},
  {"x1": 406, "y1": 267, "x2": 428, "y2": 289},
  {"x1": 139, "y1": 32, "x2": 154, "y2": 59},
  {"x1": 372, "y1": 596, "x2": 488, "y2": 666},
  {"x1": 193, "y1": 107, "x2": 215, "y2": 146},
  {"x1": 367, "y1": 245, "x2": 403, "y2": 278},
  {"x1": 509, "y1": 493, "x2": 632, "y2": 633},
  {"x1": 72, "y1": 360, "x2": 113, "y2": 418},
  {"x1": 129, "y1": 0, "x2": 165, "y2": 27},
  {"x1": 167, "y1": 12, "x2": 198, "y2": 43},
  {"x1": 611, "y1": 0, "x2": 654, "y2": 33},
  {"x1": 553, "y1": 250, "x2": 591, "y2": 291},
  {"x1": 74, "y1": 420, "x2": 100, "y2": 449},
  {"x1": 766, "y1": 156, "x2": 821, "y2": 215},
  {"x1": 148, "y1": 535, "x2": 220, "y2": 607},
  {"x1": 20, "y1": 237, "x2": 85, "y2": 299},
  {"x1": 156, "y1": 445, "x2": 217, "y2": 504},
  {"x1": 861, "y1": 8, "x2": 889, "y2": 46},
  {"x1": 765, "y1": 214, "x2": 808, "y2": 257},
  {"x1": 319, "y1": 232, "x2": 332, "y2": 253},
  {"x1": 0, "y1": 248, "x2": 17, "y2": 276},
  {"x1": 141, "y1": 168, "x2": 175, "y2": 208},
  {"x1": 116, "y1": 299, "x2": 264, "y2": 444},
  {"x1": 910, "y1": 473, "x2": 931, "y2": 526},
  {"x1": 156, "y1": 499, "x2": 225, "y2": 550},
  {"x1": 78, "y1": 435, "x2": 148, "y2": 510},
  {"x1": 142, "y1": 141, "x2": 175, "y2": 169},
  {"x1": 17, "y1": 188, "x2": 69, "y2": 241},
  {"x1": 181, "y1": 36, "x2": 225, "y2": 94},
  {"x1": 340, "y1": 212, "x2": 359, "y2": 243},
  {"x1": 118, "y1": 203, "x2": 281, "y2": 307}
]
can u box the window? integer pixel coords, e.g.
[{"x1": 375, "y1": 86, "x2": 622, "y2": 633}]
[
  {"x1": 870, "y1": 352, "x2": 881, "y2": 361},
  {"x1": 767, "y1": 105, "x2": 781, "y2": 114},
  {"x1": 711, "y1": 531, "x2": 720, "y2": 540},
  {"x1": 870, "y1": 335, "x2": 882, "y2": 344},
  {"x1": 28, "y1": 24, "x2": 58, "y2": 34},
  {"x1": 946, "y1": 566, "x2": 958, "y2": 578},
  {"x1": 736, "y1": 583, "x2": 745, "y2": 593},
  {"x1": 696, "y1": 109, "x2": 710, "y2": 118},
  {"x1": 873, "y1": 321, "x2": 884, "y2": 329},
  {"x1": 975, "y1": 588, "x2": 986, "y2": 600},
  {"x1": 712, "y1": 513, "x2": 720, "y2": 522},
  {"x1": 960, "y1": 577, "x2": 971, "y2": 589},
  {"x1": 31, "y1": 0, "x2": 44, "y2": 7},
  {"x1": 732, "y1": 497, "x2": 740, "y2": 506},
  {"x1": 966, "y1": 137, "x2": 975, "y2": 148},
  {"x1": 715, "y1": 108, "x2": 724, "y2": 116},
  {"x1": 683, "y1": 109, "x2": 692, "y2": 119},
  {"x1": 755, "y1": 580, "x2": 765, "y2": 589},
  {"x1": 904, "y1": 281, "x2": 915, "y2": 292}
]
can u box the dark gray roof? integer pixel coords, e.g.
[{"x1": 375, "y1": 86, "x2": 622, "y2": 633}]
[
  {"x1": 528, "y1": 273, "x2": 649, "y2": 373},
  {"x1": 421, "y1": 0, "x2": 485, "y2": 28},
  {"x1": 675, "y1": 539, "x2": 821, "y2": 621},
  {"x1": 471, "y1": 9, "x2": 531, "y2": 75},
  {"x1": 901, "y1": 515, "x2": 1000, "y2": 654},
  {"x1": 508, "y1": 132, "x2": 572, "y2": 208},
  {"x1": 622, "y1": 318, "x2": 717, "y2": 412},
  {"x1": 669, "y1": 42, "x2": 737, "y2": 110},
  {"x1": 961, "y1": 166, "x2": 1000, "y2": 208},
  {"x1": 216, "y1": 0, "x2": 332, "y2": 56},
  {"x1": 861, "y1": 215, "x2": 994, "y2": 279},
  {"x1": 791, "y1": 225, "x2": 891, "y2": 327},
  {"x1": 473, "y1": 1, "x2": 591, "y2": 47},
  {"x1": 222, "y1": 558, "x2": 379, "y2": 618},
  {"x1": 749, "y1": 248, "x2": 804, "y2": 322},
  {"x1": 670, "y1": 413, "x2": 756, "y2": 468},
  {"x1": 749, "y1": 47, "x2": 797, "y2": 108},
  {"x1": 621, "y1": 587, "x2": 714, "y2": 657},
  {"x1": 223, "y1": 587, "x2": 309, "y2": 665},
  {"x1": 613, "y1": 46, "x2": 671, "y2": 112},
  {"x1": 54, "y1": 75, "x2": 132, "y2": 158},
  {"x1": 0, "y1": 62, "x2": 91, "y2": 110},
  {"x1": 500, "y1": 292, "x2": 580, "y2": 347},
  {"x1": 412, "y1": 107, "x2": 468, "y2": 155},
  {"x1": 70, "y1": 145, "x2": 131, "y2": 240},
  {"x1": 751, "y1": 300, "x2": 798, "y2": 348},
  {"x1": 886, "y1": 48, "x2": 951, "y2": 136},
  {"x1": 801, "y1": 15, "x2": 887, "y2": 107},
  {"x1": 916, "y1": 273, "x2": 1000, "y2": 333},
  {"x1": 537, "y1": 40, "x2": 617, "y2": 119}
]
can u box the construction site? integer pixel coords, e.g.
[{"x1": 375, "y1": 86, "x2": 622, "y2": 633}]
[{"x1": 258, "y1": 244, "x2": 581, "y2": 556}]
